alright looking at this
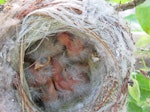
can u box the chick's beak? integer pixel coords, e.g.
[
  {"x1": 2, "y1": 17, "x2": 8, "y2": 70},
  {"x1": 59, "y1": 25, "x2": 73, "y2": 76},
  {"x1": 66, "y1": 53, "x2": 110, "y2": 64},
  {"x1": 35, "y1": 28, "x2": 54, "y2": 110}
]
[
  {"x1": 34, "y1": 57, "x2": 51, "y2": 70},
  {"x1": 34, "y1": 62, "x2": 44, "y2": 70}
]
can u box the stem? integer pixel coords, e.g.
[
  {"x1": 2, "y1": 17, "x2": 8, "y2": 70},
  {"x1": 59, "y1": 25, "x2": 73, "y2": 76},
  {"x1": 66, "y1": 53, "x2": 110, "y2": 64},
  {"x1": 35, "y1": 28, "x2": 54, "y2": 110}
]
[{"x1": 115, "y1": 0, "x2": 146, "y2": 11}]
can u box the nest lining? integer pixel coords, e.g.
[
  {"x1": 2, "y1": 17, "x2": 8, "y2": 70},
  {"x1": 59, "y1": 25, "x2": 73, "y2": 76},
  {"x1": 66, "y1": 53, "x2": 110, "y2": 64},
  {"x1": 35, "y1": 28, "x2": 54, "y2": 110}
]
[{"x1": 23, "y1": 31, "x2": 101, "y2": 111}]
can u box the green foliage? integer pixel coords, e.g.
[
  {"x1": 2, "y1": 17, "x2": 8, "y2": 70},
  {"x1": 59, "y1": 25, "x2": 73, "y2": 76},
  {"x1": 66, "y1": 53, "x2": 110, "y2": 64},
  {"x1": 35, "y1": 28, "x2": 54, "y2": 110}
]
[
  {"x1": 128, "y1": 72, "x2": 150, "y2": 112},
  {"x1": 110, "y1": 0, "x2": 131, "y2": 4},
  {"x1": 0, "y1": 0, "x2": 5, "y2": 4},
  {"x1": 136, "y1": 1, "x2": 150, "y2": 34},
  {"x1": 128, "y1": 101, "x2": 143, "y2": 112},
  {"x1": 124, "y1": 14, "x2": 144, "y2": 32},
  {"x1": 124, "y1": 14, "x2": 137, "y2": 23},
  {"x1": 136, "y1": 35, "x2": 150, "y2": 48},
  {"x1": 128, "y1": 78, "x2": 140, "y2": 102}
]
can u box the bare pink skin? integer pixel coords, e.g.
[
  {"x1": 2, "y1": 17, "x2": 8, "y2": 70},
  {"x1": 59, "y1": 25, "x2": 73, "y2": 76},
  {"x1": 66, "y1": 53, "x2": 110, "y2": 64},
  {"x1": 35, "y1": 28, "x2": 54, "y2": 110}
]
[
  {"x1": 51, "y1": 58, "x2": 79, "y2": 92},
  {"x1": 25, "y1": 32, "x2": 90, "y2": 104},
  {"x1": 29, "y1": 65, "x2": 49, "y2": 86},
  {"x1": 42, "y1": 78, "x2": 58, "y2": 102},
  {"x1": 56, "y1": 32, "x2": 84, "y2": 57}
]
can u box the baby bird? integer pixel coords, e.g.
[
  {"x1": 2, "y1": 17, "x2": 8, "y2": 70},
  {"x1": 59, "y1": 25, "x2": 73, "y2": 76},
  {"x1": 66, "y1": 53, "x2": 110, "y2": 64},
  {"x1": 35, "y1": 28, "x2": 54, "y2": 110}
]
[
  {"x1": 51, "y1": 58, "x2": 74, "y2": 92},
  {"x1": 56, "y1": 32, "x2": 94, "y2": 62},
  {"x1": 24, "y1": 56, "x2": 58, "y2": 106},
  {"x1": 24, "y1": 56, "x2": 53, "y2": 87},
  {"x1": 23, "y1": 33, "x2": 93, "y2": 111},
  {"x1": 42, "y1": 78, "x2": 58, "y2": 102},
  {"x1": 26, "y1": 36, "x2": 64, "y2": 61},
  {"x1": 51, "y1": 56, "x2": 90, "y2": 99}
]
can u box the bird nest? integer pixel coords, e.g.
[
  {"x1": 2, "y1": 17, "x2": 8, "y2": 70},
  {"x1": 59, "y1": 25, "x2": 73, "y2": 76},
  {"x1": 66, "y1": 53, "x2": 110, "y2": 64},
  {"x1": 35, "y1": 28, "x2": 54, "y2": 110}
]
[{"x1": 0, "y1": 0, "x2": 135, "y2": 112}]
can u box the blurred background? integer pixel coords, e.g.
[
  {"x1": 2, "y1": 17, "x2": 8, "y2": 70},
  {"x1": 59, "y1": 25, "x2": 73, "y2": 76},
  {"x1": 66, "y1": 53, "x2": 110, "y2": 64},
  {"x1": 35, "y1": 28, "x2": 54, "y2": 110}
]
[{"x1": 110, "y1": 0, "x2": 150, "y2": 111}]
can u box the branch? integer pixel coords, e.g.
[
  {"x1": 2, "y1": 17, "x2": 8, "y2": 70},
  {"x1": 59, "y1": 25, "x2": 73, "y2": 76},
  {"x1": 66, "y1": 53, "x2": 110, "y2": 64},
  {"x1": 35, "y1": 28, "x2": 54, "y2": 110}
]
[{"x1": 115, "y1": 0, "x2": 146, "y2": 11}]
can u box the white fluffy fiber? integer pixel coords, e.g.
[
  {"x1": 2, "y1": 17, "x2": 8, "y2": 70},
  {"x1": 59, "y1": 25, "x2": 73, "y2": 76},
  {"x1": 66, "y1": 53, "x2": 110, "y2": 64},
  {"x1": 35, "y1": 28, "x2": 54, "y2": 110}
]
[{"x1": 0, "y1": 64, "x2": 20, "y2": 112}]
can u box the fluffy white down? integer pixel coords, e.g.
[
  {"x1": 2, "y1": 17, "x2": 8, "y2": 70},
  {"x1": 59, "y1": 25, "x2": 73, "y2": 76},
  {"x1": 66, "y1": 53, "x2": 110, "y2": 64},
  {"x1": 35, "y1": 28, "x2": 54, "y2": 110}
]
[{"x1": 0, "y1": 65, "x2": 20, "y2": 112}]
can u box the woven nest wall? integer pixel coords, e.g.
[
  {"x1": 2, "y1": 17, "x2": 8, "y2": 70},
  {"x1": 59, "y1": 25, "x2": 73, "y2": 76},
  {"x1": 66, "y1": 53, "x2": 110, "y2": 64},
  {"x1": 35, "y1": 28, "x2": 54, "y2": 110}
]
[{"x1": 0, "y1": 0, "x2": 135, "y2": 112}]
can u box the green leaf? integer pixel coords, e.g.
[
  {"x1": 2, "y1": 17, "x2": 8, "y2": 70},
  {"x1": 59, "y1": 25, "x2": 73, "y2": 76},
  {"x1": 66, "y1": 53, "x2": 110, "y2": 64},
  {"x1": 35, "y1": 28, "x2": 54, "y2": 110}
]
[
  {"x1": 128, "y1": 73, "x2": 150, "y2": 112},
  {"x1": 136, "y1": 1, "x2": 150, "y2": 34},
  {"x1": 128, "y1": 79, "x2": 141, "y2": 102},
  {"x1": 124, "y1": 14, "x2": 137, "y2": 23},
  {"x1": 127, "y1": 102, "x2": 143, "y2": 112},
  {"x1": 137, "y1": 88, "x2": 150, "y2": 109},
  {"x1": 128, "y1": 93, "x2": 138, "y2": 103},
  {"x1": 110, "y1": 0, "x2": 131, "y2": 4},
  {"x1": 124, "y1": 14, "x2": 143, "y2": 32},
  {"x1": 140, "y1": 88, "x2": 150, "y2": 102},
  {"x1": 0, "y1": 0, "x2": 5, "y2": 4},
  {"x1": 136, "y1": 73, "x2": 150, "y2": 91},
  {"x1": 136, "y1": 35, "x2": 150, "y2": 48},
  {"x1": 142, "y1": 107, "x2": 150, "y2": 112}
]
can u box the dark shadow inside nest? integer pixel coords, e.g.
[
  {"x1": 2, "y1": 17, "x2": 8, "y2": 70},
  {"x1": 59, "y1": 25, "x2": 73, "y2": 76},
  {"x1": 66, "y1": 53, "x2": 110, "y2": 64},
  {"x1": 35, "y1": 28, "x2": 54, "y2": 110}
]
[{"x1": 23, "y1": 32, "x2": 101, "y2": 111}]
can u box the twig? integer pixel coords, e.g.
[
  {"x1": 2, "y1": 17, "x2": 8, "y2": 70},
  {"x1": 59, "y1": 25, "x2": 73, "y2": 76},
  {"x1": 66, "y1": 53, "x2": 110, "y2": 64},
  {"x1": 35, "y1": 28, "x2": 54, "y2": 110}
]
[
  {"x1": 115, "y1": 0, "x2": 146, "y2": 11},
  {"x1": 95, "y1": 81, "x2": 117, "y2": 111},
  {"x1": 19, "y1": 38, "x2": 35, "y2": 112}
]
